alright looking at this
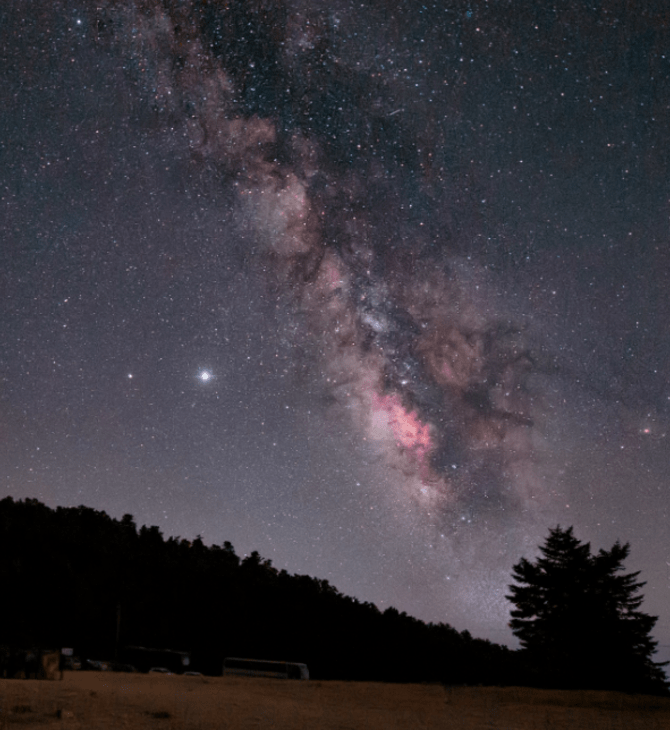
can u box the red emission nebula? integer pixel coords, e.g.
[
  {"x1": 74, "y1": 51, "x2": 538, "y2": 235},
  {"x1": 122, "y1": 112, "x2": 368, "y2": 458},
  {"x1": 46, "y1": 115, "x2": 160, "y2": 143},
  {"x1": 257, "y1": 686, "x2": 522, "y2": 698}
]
[{"x1": 373, "y1": 393, "x2": 435, "y2": 484}]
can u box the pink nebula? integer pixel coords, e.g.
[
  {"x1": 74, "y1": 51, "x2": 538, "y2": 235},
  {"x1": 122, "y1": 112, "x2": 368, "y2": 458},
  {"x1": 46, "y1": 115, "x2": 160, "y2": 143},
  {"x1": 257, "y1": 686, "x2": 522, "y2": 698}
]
[{"x1": 373, "y1": 393, "x2": 435, "y2": 481}]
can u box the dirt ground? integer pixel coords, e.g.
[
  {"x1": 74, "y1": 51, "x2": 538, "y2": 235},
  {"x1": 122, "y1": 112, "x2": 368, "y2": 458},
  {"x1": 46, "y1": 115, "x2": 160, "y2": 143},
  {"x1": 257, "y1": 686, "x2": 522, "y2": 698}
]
[{"x1": 0, "y1": 671, "x2": 669, "y2": 729}]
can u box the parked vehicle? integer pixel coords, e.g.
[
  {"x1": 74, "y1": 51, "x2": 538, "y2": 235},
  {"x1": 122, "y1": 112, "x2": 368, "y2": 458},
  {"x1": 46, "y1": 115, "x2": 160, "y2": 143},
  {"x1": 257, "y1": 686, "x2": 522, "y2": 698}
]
[
  {"x1": 122, "y1": 646, "x2": 190, "y2": 674},
  {"x1": 223, "y1": 657, "x2": 309, "y2": 680}
]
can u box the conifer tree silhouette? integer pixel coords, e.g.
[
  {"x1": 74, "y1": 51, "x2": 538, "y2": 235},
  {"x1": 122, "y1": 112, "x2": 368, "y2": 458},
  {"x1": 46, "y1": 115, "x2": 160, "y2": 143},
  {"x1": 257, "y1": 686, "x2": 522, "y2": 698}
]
[{"x1": 507, "y1": 526, "x2": 668, "y2": 694}]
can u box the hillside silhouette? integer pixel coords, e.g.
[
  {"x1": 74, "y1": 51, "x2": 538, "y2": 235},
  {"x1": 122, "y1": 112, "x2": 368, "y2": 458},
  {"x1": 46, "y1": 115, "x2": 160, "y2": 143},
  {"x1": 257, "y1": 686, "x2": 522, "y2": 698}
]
[{"x1": 0, "y1": 497, "x2": 513, "y2": 683}]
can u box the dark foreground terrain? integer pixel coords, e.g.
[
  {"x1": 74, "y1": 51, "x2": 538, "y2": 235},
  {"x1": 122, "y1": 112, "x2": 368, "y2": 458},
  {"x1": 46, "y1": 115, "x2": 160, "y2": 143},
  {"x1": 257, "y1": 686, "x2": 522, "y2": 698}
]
[{"x1": 0, "y1": 672, "x2": 669, "y2": 729}]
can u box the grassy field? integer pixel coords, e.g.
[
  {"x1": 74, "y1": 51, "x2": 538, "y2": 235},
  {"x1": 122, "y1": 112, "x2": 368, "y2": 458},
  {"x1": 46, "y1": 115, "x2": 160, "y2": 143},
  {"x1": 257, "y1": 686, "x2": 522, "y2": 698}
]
[{"x1": 0, "y1": 672, "x2": 668, "y2": 729}]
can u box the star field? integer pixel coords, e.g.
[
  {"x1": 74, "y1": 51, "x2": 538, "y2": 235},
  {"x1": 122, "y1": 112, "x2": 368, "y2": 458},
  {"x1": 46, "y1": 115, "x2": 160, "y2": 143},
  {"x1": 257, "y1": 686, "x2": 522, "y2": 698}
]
[{"x1": 1, "y1": 0, "x2": 669, "y2": 661}]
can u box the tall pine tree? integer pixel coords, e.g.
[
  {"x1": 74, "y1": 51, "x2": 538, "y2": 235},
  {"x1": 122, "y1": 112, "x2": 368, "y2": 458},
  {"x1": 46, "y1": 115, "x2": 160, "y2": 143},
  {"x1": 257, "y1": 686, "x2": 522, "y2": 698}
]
[{"x1": 507, "y1": 526, "x2": 668, "y2": 694}]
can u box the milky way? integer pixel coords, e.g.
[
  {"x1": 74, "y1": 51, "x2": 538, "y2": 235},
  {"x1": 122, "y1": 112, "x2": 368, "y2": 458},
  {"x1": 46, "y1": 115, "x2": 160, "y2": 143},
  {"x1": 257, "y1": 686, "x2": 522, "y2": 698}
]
[
  {"x1": 2, "y1": 0, "x2": 670, "y2": 654},
  {"x1": 104, "y1": 0, "x2": 544, "y2": 524}
]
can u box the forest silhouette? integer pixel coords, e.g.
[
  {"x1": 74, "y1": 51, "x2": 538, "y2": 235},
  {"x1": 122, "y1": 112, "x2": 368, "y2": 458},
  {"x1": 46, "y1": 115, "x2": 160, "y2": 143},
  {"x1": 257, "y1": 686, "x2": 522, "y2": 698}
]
[{"x1": 0, "y1": 498, "x2": 666, "y2": 693}]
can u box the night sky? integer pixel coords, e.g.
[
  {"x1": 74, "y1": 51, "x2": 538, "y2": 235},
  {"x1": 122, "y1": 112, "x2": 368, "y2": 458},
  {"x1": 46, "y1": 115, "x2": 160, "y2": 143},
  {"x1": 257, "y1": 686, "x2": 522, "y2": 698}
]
[{"x1": 2, "y1": 0, "x2": 669, "y2": 660}]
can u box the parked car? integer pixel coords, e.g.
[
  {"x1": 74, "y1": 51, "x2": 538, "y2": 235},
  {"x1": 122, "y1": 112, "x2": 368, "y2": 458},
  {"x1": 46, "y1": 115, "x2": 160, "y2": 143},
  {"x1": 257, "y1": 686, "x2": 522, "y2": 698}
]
[
  {"x1": 110, "y1": 662, "x2": 138, "y2": 673},
  {"x1": 62, "y1": 656, "x2": 82, "y2": 671},
  {"x1": 83, "y1": 659, "x2": 111, "y2": 671}
]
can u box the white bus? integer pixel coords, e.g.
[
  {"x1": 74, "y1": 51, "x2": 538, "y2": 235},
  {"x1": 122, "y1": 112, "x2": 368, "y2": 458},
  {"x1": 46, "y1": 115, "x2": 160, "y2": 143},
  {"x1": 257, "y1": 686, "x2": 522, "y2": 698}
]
[{"x1": 223, "y1": 657, "x2": 309, "y2": 680}]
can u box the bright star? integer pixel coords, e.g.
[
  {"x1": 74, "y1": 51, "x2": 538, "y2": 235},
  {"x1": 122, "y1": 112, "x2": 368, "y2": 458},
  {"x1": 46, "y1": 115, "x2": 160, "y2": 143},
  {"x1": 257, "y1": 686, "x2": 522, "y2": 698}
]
[{"x1": 198, "y1": 370, "x2": 213, "y2": 382}]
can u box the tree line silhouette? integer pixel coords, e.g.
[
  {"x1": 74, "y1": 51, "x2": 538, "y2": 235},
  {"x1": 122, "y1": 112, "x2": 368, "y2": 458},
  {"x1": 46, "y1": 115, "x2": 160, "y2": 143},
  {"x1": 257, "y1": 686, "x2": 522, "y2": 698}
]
[
  {"x1": 0, "y1": 497, "x2": 511, "y2": 683},
  {"x1": 0, "y1": 498, "x2": 666, "y2": 693}
]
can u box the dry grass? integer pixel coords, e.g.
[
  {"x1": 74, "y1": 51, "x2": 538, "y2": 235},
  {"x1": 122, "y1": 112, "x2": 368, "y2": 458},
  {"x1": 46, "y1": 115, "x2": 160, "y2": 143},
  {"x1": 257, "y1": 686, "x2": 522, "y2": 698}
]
[{"x1": 0, "y1": 672, "x2": 668, "y2": 729}]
